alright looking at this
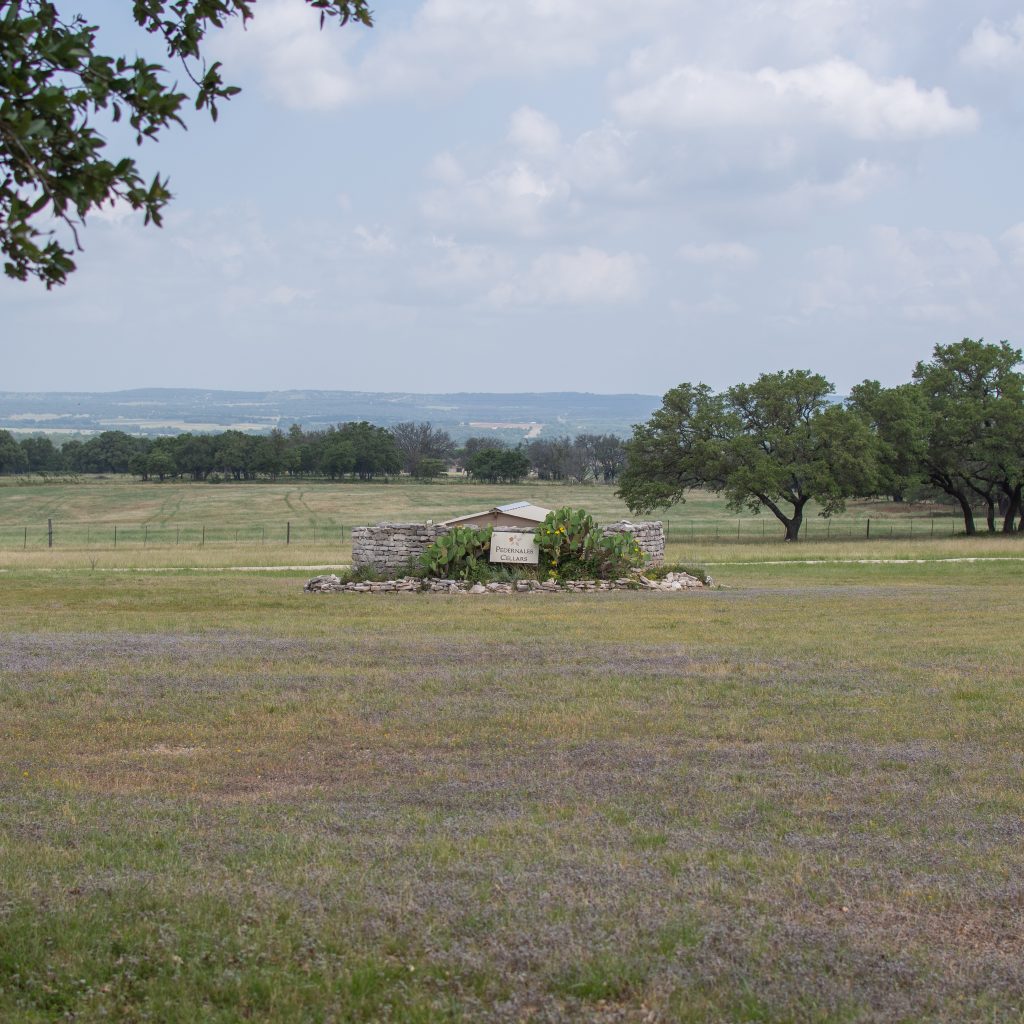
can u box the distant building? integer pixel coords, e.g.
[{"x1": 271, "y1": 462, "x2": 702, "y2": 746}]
[{"x1": 442, "y1": 500, "x2": 551, "y2": 529}]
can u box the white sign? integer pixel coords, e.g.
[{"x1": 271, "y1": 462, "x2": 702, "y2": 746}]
[{"x1": 489, "y1": 531, "x2": 539, "y2": 564}]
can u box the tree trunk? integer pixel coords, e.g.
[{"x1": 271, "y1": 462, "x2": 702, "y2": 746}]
[
  {"x1": 955, "y1": 492, "x2": 976, "y2": 535},
  {"x1": 758, "y1": 493, "x2": 806, "y2": 541},
  {"x1": 1002, "y1": 486, "x2": 1022, "y2": 534},
  {"x1": 985, "y1": 497, "x2": 996, "y2": 534},
  {"x1": 785, "y1": 508, "x2": 803, "y2": 541}
]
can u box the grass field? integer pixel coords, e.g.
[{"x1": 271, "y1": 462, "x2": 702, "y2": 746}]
[
  {"x1": 2, "y1": 542, "x2": 1024, "y2": 1021},
  {"x1": 0, "y1": 476, "x2": 1005, "y2": 574}
]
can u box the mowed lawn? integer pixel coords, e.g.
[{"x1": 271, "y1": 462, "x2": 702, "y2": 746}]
[{"x1": 2, "y1": 560, "x2": 1023, "y2": 1022}]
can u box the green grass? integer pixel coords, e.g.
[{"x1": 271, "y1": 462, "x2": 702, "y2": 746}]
[
  {"x1": 2, "y1": 476, "x2": 1017, "y2": 571},
  {"x1": 0, "y1": 475, "x2": 976, "y2": 543},
  {"x1": 2, "y1": 559, "x2": 1024, "y2": 1020}
]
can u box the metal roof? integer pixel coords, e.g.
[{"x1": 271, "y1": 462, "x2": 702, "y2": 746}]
[{"x1": 442, "y1": 500, "x2": 551, "y2": 526}]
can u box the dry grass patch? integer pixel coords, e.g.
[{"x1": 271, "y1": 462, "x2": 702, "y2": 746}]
[{"x1": 2, "y1": 564, "x2": 1023, "y2": 1021}]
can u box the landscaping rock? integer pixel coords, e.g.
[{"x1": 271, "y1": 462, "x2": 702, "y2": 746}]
[{"x1": 304, "y1": 571, "x2": 708, "y2": 595}]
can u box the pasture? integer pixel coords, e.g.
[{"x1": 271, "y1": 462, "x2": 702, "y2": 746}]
[
  {"x1": 0, "y1": 476, "x2": 990, "y2": 572},
  {"x1": 1, "y1": 480, "x2": 1023, "y2": 1021}
]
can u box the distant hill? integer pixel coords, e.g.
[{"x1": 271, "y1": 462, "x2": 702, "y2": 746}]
[{"x1": 0, "y1": 389, "x2": 662, "y2": 442}]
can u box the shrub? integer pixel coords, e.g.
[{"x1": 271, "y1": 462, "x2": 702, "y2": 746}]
[
  {"x1": 419, "y1": 525, "x2": 493, "y2": 579},
  {"x1": 535, "y1": 507, "x2": 644, "y2": 580}
]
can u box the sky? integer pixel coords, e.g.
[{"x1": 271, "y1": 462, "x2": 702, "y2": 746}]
[{"x1": 4, "y1": 0, "x2": 1024, "y2": 395}]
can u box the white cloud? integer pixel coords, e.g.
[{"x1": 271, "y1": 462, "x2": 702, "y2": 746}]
[
  {"x1": 507, "y1": 107, "x2": 562, "y2": 156},
  {"x1": 416, "y1": 236, "x2": 512, "y2": 293},
  {"x1": 678, "y1": 242, "x2": 759, "y2": 266},
  {"x1": 563, "y1": 125, "x2": 641, "y2": 196},
  {"x1": 421, "y1": 160, "x2": 569, "y2": 237},
  {"x1": 796, "y1": 226, "x2": 1005, "y2": 323},
  {"x1": 91, "y1": 198, "x2": 137, "y2": 225},
  {"x1": 777, "y1": 158, "x2": 889, "y2": 214},
  {"x1": 358, "y1": 0, "x2": 681, "y2": 97},
  {"x1": 221, "y1": 0, "x2": 358, "y2": 109},
  {"x1": 354, "y1": 225, "x2": 397, "y2": 254},
  {"x1": 614, "y1": 58, "x2": 977, "y2": 140},
  {"x1": 486, "y1": 247, "x2": 644, "y2": 307},
  {"x1": 427, "y1": 152, "x2": 465, "y2": 186},
  {"x1": 999, "y1": 223, "x2": 1024, "y2": 263},
  {"x1": 265, "y1": 285, "x2": 314, "y2": 305},
  {"x1": 420, "y1": 110, "x2": 644, "y2": 240},
  {"x1": 960, "y1": 16, "x2": 1024, "y2": 70},
  {"x1": 228, "y1": 0, "x2": 682, "y2": 110}
]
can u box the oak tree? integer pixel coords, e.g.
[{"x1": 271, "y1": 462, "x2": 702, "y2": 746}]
[
  {"x1": 912, "y1": 339, "x2": 1024, "y2": 534},
  {"x1": 619, "y1": 372, "x2": 878, "y2": 541}
]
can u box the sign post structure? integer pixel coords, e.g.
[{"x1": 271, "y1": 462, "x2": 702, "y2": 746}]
[{"x1": 489, "y1": 531, "x2": 540, "y2": 565}]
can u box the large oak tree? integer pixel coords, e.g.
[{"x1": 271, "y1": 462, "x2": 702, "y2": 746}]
[
  {"x1": 618, "y1": 371, "x2": 878, "y2": 541},
  {"x1": 912, "y1": 339, "x2": 1024, "y2": 534}
]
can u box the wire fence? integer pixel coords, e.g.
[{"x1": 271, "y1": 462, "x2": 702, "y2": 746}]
[
  {"x1": 663, "y1": 514, "x2": 965, "y2": 544},
  {"x1": 0, "y1": 514, "x2": 973, "y2": 550},
  {"x1": 0, "y1": 520, "x2": 355, "y2": 550}
]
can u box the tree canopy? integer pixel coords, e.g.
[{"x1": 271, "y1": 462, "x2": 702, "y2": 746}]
[
  {"x1": 911, "y1": 339, "x2": 1024, "y2": 534},
  {"x1": 0, "y1": 1, "x2": 372, "y2": 286},
  {"x1": 618, "y1": 371, "x2": 878, "y2": 541},
  {"x1": 390, "y1": 422, "x2": 456, "y2": 476}
]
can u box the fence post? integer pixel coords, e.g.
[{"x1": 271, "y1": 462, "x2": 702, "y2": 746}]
[
  {"x1": 286, "y1": 521, "x2": 291, "y2": 545},
  {"x1": 47, "y1": 518, "x2": 52, "y2": 548},
  {"x1": 737, "y1": 519, "x2": 741, "y2": 539},
  {"x1": 114, "y1": 525, "x2": 117, "y2": 547},
  {"x1": 201, "y1": 525, "x2": 205, "y2": 546},
  {"x1": 866, "y1": 518, "x2": 870, "y2": 540},
  {"x1": 23, "y1": 526, "x2": 27, "y2": 550},
  {"x1": 341, "y1": 525, "x2": 344, "y2": 542},
  {"x1": 931, "y1": 517, "x2": 935, "y2": 538},
  {"x1": 144, "y1": 525, "x2": 148, "y2": 546},
  {"x1": 176, "y1": 526, "x2": 180, "y2": 545}
]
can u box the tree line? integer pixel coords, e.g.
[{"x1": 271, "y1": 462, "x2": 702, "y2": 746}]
[
  {"x1": 617, "y1": 339, "x2": 1024, "y2": 539},
  {"x1": 0, "y1": 419, "x2": 627, "y2": 486},
  {"x1": 4, "y1": 338, "x2": 1019, "y2": 539}
]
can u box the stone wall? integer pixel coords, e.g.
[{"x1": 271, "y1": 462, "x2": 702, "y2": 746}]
[
  {"x1": 353, "y1": 519, "x2": 666, "y2": 572},
  {"x1": 351, "y1": 523, "x2": 452, "y2": 573},
  {"x1": 602, "y1": 520, "x2": 665, "y2": 567}
]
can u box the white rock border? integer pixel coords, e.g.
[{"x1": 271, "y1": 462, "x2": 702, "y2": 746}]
[{"x1": 304, "y1": 570, "x2": 709, "y2": 594}]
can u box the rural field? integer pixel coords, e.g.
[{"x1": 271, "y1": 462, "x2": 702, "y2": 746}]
[
  {"x1": 2, "y1": 480, "x2": 1023, "y2": 1021},
  {"x1": 0, "y1": 476, "x2": 984, "y2": 571}
]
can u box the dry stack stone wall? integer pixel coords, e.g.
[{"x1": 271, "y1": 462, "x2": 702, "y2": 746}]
[
  {"x1": 351, "y1": 523, "x2": 452, "y2": 574},
  {"x1": 353, "y1": 519, "x2": 666, "y2": 572},
  {"x1": 602, "y1": 520, "x2": 665, "y2": 567}
]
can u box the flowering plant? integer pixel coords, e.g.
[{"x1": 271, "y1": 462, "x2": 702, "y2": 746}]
[{"x1": 535, "y1": 507, "x2": 644, "y2": 580}]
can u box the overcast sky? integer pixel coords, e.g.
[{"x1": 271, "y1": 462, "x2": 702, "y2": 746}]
[{"x1": 4, "y1": 0, "x2": 1024, "y2": 395}]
